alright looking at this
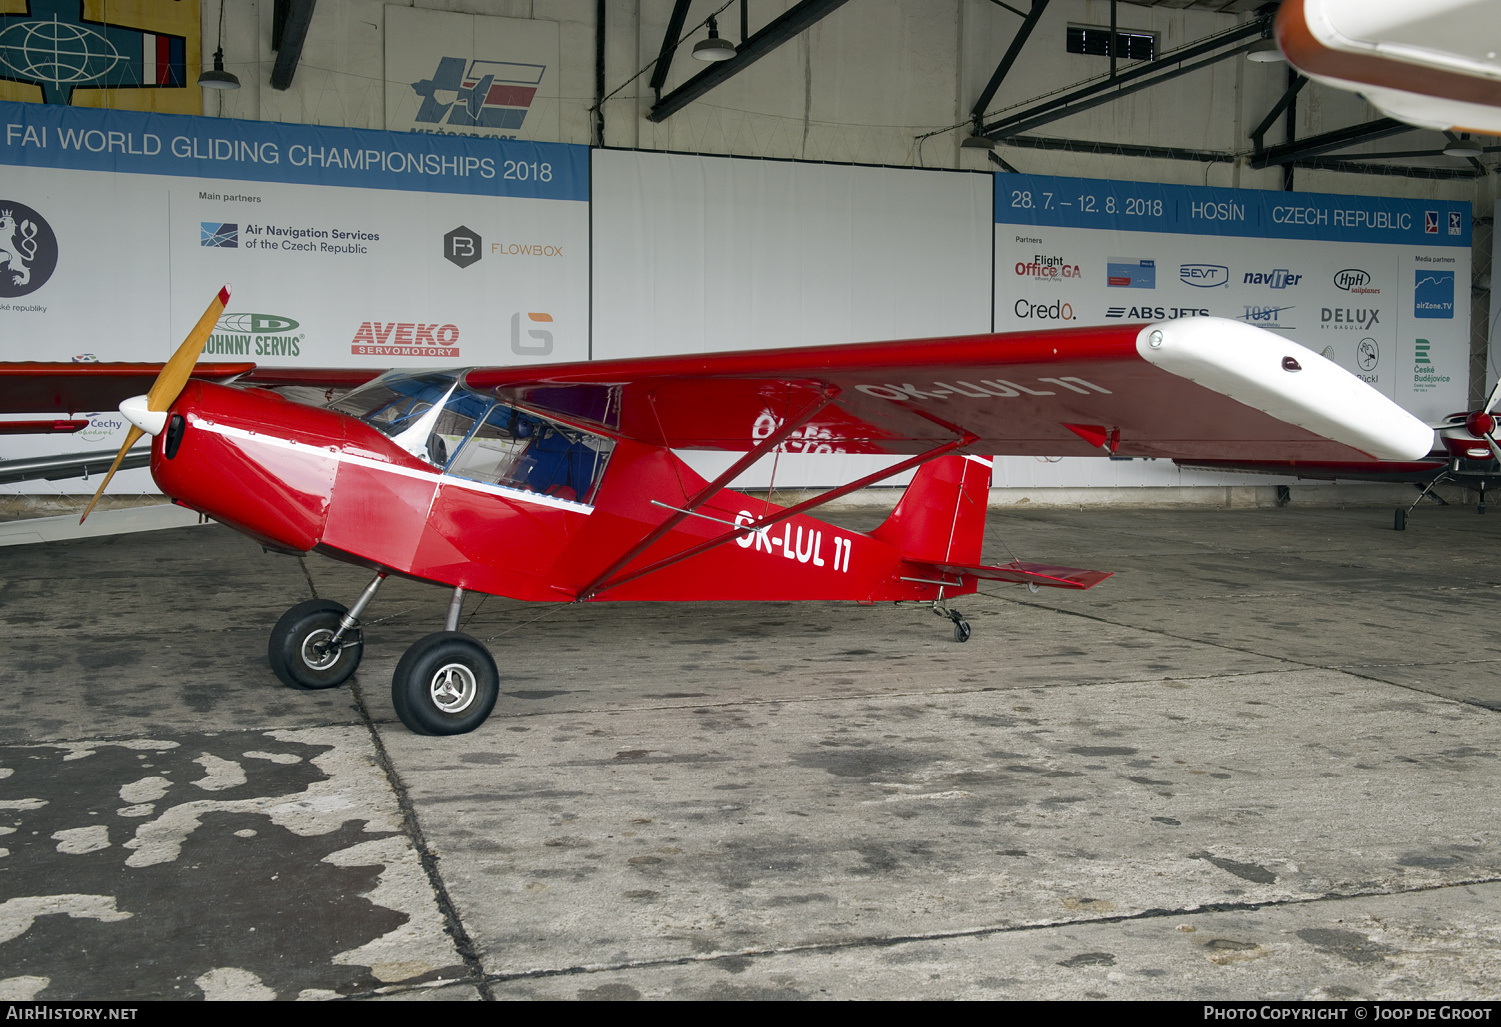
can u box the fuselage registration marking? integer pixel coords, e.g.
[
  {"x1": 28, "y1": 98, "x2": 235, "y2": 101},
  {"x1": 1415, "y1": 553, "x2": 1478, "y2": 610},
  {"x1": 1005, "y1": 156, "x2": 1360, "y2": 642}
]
[{"x1": 734, "y1": 510, "x2": 852, "y2": 572}]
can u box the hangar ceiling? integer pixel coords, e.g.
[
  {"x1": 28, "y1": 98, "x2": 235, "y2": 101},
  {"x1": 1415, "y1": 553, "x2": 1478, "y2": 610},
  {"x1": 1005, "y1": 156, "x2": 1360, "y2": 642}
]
[{"x1": 628, "y1": 0, "x2": 1497, "y2": 184}]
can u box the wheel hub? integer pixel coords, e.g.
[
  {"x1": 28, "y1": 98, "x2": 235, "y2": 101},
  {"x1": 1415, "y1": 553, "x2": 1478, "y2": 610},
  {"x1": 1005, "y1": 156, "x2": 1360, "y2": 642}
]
[
  {"x1": 301, "y1": 628, "x2": 342, "y2": 671},
  {"x1": 430, "y1": 662, "x2": 477, "y2": 713}
]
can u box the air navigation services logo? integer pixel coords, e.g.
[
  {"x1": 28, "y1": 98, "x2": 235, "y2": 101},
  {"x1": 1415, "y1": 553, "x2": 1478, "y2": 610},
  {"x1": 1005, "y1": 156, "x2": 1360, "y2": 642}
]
[
  {"x1": 0, "y1": 0, "x2": 198, "y2": 112},
  {"x1": 202, "y1": 223, "x2": 238, "y2": 248},
  {"x1": 410, "y1": 57, "x2": 544, "y2": 130},
  {"x1": 0, "y1": 200, "x2": 57, "y2": 298}
]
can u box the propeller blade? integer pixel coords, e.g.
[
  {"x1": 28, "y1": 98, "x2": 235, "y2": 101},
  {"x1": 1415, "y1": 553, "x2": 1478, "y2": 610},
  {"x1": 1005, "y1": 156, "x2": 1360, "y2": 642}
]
[
  {"x1": 1486, "y1": 378, "x2": 1501, "y2": 415},
  {"x1": 146, "y1": 285, "x2": 231, "y2": 412},
  {"x1": 78, "y1": 424, "x2": 144, "y2": 523},
  {"x1": 1484, "y1": 431, "x2": 1501, "y2": 466},
  {"x1": 79, "y1": 285, "x2": 231, "y2": 523}
]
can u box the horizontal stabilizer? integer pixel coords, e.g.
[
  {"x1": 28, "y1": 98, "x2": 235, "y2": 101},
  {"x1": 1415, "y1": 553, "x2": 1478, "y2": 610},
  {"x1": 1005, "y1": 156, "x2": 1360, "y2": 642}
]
[{"x1": 914, "y1": 560, "x2": 1112, "y2": 591}]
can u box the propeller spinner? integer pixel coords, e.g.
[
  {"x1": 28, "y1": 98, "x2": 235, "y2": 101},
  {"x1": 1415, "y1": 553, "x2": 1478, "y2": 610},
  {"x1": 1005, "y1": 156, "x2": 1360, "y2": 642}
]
[{"x1": 79, "y1": 285, "x2": 232, "y2": 523}]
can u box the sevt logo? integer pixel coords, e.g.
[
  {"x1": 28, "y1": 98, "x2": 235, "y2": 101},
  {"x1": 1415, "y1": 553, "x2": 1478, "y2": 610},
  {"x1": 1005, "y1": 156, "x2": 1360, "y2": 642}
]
[
  {"x1": 1179, "y1": 264, "x2": 1228, "y2": 288},
  {"x1": 0, "y1": 200, "x2": 57, "y2": 297}
]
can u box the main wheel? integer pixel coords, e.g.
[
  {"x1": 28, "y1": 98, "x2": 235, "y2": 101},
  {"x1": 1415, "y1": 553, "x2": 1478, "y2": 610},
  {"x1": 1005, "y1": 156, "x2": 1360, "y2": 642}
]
[
  {"x1": 268, "y1": 599, "x2": 363, "y2": 690},
  {"x1": 953, "y1": 617, "x2": 972, "y2": 643},
  {"x1": 391, "y1": 631, "x2": 499, "y2": 735}
]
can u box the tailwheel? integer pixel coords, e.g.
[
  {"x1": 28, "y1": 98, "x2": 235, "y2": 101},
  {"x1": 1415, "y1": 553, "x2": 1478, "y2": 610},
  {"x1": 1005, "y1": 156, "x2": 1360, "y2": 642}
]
[
  {"x1": 391, "y1": 631, "x2": 499, "y2": 735},
  {"x1": 268, "y1": 599, "x2": 363, "y2": 689},
  {"x1": 931, "y1": 602, "x2": 971, "y2": 643}
]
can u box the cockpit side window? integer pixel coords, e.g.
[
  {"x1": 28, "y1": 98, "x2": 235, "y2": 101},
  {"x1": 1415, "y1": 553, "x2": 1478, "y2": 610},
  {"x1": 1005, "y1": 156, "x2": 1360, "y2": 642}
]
[
  {"x1": 330, "y1": 372, "x2": 492, "y2": 468},
  {"x1": 446, "y1": 403, "x2": 615, "y2": 504}
]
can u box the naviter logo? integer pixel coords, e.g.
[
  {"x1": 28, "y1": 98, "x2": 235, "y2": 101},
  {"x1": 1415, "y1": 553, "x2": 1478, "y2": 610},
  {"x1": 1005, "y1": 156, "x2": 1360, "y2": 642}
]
[{"x1": 0, "y1": 200, "x2": 58, "y2": 298}]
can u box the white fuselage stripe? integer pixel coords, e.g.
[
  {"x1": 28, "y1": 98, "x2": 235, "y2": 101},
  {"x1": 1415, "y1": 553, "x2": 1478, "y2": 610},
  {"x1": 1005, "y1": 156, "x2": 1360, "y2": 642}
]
[{"x1": 190, "y1": 417, "x2": 594, "y2": 514}]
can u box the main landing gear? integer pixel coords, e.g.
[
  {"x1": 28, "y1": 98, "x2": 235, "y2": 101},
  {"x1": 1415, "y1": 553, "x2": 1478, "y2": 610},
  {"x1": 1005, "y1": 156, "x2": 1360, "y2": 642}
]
[
  {"x1": 269, "y1": 575, "x2": 499, "y2": 735},
  {"x1": 932, "y1": 601, "x2": 971, "y2": 643}
]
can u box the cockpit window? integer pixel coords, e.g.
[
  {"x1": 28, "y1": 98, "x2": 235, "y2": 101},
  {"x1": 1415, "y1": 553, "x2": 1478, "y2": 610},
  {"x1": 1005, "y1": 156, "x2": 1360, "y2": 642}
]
[
  {"x1": 330, "y1": 371, "x2": 490, "y2": 468},
  {"x1": 447, "y1": 402, "x2": 615, "y2": 504}
]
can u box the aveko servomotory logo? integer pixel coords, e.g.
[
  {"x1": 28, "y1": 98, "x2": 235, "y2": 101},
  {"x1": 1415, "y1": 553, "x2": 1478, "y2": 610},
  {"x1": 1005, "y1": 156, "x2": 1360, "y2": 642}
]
[{"x1": 0, "y1": 200, "x2": 58, "y2": 298}]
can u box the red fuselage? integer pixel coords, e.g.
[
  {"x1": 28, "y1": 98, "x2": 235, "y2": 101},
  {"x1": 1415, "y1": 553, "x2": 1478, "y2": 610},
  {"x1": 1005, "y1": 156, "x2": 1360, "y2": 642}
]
[{"x1": 152, "y1": 381, "x2": 968, "y2": 605}]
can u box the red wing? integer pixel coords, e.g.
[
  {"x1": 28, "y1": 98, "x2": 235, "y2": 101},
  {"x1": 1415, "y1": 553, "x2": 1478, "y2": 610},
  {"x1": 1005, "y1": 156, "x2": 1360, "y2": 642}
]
[
  {"x1": 0, "y1": 363, "x2": 380, "y2": 420},
  {"x1": 913, "y1": 560, "x2": 1113, "y2": 591},
  {"x1": 465, "y1": 319, "x2": 1435, "y2": 463}
]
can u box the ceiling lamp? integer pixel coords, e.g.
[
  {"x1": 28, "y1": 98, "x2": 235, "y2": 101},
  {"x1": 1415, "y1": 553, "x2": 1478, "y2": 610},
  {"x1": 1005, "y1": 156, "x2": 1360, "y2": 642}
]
[
  {"x1": 692, "y1": 17, "x2": 737, "y2": 62},
  {"x1": 1246, "y1": 38, "x2": 1285, "y2": 63},
  {"x1": 1444, "y1": 134, "x2": 1484, "y2": 157},
  {"x1": 961, "y1": 134, "x2": 996, "y2": 150},
  {"x1": 198, "y1": 1, "x2": 240, "y2": 89}
]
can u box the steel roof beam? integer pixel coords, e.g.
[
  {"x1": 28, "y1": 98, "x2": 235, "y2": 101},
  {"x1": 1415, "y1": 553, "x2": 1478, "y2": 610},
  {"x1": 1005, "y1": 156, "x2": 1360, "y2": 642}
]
[
  {"x1": 1004, "y1": 134, "x2": 1236, "y2": 163},
  {"x1": 647, "y1": 0, "x2": 852, "y2": 123},
  {"x1": 1250, "y1": 73, "x2": 1307, "y2": 151},
  {"x1": 971, "y1": 0, "x2": 1051, "y2": 125},
  {"x1": 270, "y1": 0, "x2": 316, "y2": 92},
  {"x1": 1290, "y1": 157, "x2": 1486, "y2": 180},
  {"x1": 648, "y1": 0, "x2": 695, "y2": 102},
  {"x1": 979, "y1": 16, "x2": 1267, "y2": 139},
  {"x1": 1250, "y1": 118, "x2": 1411, "y2": 168}
]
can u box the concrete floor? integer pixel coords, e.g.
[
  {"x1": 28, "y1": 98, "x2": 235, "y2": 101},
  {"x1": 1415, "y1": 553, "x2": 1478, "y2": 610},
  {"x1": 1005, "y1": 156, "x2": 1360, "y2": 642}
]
[{"x1": 2, "y1": 502, "x2": 1500, "y2": 1000}]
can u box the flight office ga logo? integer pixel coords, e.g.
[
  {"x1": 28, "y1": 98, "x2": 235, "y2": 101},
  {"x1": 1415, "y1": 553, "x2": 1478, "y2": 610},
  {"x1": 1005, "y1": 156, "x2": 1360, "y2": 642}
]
[
  {"x1": 1179, "y1": 264, "x2": 1228, "y2": 288},
  {"x1": 0, "y1": 200, "x2": 58, "y2": 298},
  {"x1": 1415, "y1": 270, "x2": 1455, "y2": 319},
  {"x1": 202, "y1": 223, "x2": 238, "y2": 248},
  {"x1": 411, "y1": 57, "x2": 544, "y2": 131},
  {"x1": 0, "y1": 0, "x2": 186, "y2": 105}
]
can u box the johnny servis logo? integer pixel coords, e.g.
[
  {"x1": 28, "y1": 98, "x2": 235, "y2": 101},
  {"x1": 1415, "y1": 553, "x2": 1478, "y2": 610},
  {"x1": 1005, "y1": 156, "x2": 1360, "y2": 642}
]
[
  {"x1": 207, "y1": 312, "x2": 305, "y2": 357},
  {"x1": 0, "y1": 200, "x2": 58, "y2": 298}
]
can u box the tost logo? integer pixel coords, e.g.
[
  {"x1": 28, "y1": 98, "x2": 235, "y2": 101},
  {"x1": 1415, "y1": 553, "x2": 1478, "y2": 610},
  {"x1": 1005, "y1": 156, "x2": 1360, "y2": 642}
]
[
  {"x1": 0, "y1": 200, "x2": 57, "y2": 298},
  {"x1": 1014, "y1": 298, "x2": 1074, "y2": 320},
  {"x1": 1179, "y1": 264, "x2": 1228, "y2": 288}
]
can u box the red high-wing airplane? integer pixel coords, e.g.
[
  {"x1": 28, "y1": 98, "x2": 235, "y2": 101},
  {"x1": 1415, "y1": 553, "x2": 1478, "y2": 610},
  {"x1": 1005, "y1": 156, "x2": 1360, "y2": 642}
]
[{"x1": 0, "y1": 287, "x2": 1435, "y2": 735}]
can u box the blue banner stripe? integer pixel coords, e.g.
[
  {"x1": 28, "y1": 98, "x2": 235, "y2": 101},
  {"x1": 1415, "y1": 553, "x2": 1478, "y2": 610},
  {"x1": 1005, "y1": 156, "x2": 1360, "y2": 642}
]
[
  {"x1": 995, "y1": 172, "x2": 1471, "y2": 248},
  {"x1": 0, "y1": 101, "x2": 588, "y2": 201}
]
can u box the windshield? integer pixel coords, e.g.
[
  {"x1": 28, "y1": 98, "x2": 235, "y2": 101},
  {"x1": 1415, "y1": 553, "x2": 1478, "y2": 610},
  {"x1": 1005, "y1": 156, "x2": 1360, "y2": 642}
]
[{"x1": 330, "y1": 370, "x2": 615, "y2": 500}]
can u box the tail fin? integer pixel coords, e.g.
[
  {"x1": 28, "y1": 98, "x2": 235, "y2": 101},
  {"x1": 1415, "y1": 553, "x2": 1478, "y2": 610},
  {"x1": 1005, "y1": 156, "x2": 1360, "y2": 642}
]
[{"x1": 870, "y1": 454, "x2": 991, "y2": 564}]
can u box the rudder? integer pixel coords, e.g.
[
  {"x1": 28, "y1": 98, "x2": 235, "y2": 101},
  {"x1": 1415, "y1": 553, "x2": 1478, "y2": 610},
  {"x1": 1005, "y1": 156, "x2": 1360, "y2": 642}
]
[{"x1": 870, "y1": 454, "x2": 991, "y2": 565}]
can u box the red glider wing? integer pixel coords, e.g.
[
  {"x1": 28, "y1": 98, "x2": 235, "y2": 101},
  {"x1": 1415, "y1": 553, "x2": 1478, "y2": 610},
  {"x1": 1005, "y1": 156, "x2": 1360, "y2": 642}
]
[{"x1": 466, "y1": 318, "x2": 1435, "y2": 463}]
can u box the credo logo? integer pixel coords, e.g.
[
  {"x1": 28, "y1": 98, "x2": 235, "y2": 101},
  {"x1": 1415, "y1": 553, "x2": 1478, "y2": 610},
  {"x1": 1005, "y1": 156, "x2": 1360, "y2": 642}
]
[{"x1": 1014, "y1": 298, "x2": 1074, "y2": 320}]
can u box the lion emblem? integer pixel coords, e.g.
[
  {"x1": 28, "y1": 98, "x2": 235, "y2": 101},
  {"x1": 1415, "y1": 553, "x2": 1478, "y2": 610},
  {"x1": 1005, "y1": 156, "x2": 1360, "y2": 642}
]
[{"x1": 0, "y1": 209, "x2": 39, "y2": 287}]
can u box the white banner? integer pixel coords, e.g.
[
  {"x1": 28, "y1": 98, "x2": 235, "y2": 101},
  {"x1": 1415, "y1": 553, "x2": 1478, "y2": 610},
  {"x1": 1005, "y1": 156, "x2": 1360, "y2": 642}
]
[{"x1": 0, "y1": 101, "x2": 589, "y2": 491}]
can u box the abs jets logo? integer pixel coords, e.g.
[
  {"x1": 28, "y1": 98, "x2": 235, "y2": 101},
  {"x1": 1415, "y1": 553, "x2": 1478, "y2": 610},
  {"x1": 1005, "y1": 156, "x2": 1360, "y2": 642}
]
[
  {"x1": 1106, "y1": 306, "x2": 1209, "y2": 320},
  {"x1": 0, "y1": 201, "x2": 57, "y2": 298},
  {"x1": 1179, "y1": 264, "x2": 1228, "y2": 288}
]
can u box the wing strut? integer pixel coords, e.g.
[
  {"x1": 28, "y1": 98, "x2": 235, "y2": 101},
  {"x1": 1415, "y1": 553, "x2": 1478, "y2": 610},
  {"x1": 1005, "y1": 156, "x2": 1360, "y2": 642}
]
[
  {"x1": 577, "y1": 388, "x2": 839, "y2": 600},
  {"x1": 579, "y1": 431, "x2": 978, "y2": 601}
]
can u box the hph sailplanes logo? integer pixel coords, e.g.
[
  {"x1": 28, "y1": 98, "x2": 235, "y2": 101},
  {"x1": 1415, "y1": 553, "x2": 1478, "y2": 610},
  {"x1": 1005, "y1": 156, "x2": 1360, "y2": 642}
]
[
  {"x1": 0, "y1": 0, "x2": 188, "y2": 105},
  {"x1": 410, "y1": 56, "x2": 544, "y2": 130}
]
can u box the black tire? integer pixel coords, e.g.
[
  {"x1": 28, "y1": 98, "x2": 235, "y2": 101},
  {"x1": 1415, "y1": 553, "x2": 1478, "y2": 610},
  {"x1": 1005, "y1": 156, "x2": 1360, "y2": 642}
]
[
  {"x1": 953, "y1": 618, "x2": 971, "y2": 643},
  {"x1": 391, "y1": 631, "x2": 499, "y2": 735},
  {"x1": 268, "y1": 599, "x2": 363, "y2": 690},
  {"x1": 1394, "y1": 508, "x2": 1407, "y2": 531}
]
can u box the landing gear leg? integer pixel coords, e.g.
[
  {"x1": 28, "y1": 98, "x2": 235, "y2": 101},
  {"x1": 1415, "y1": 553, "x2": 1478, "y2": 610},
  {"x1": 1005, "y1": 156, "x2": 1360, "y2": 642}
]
[
  {"x1": 268, "y1": 571, "x2": 385, "y2": 689},
  {"x1": 931, "y1": 601, "x2": 971, "y2": 643},
  {"x1": 392, "y1": 586, "x2": 500, "y2": 735},
  {"x1": 1480, "y1": 480, "x2": 1487, "y2": 515}
]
